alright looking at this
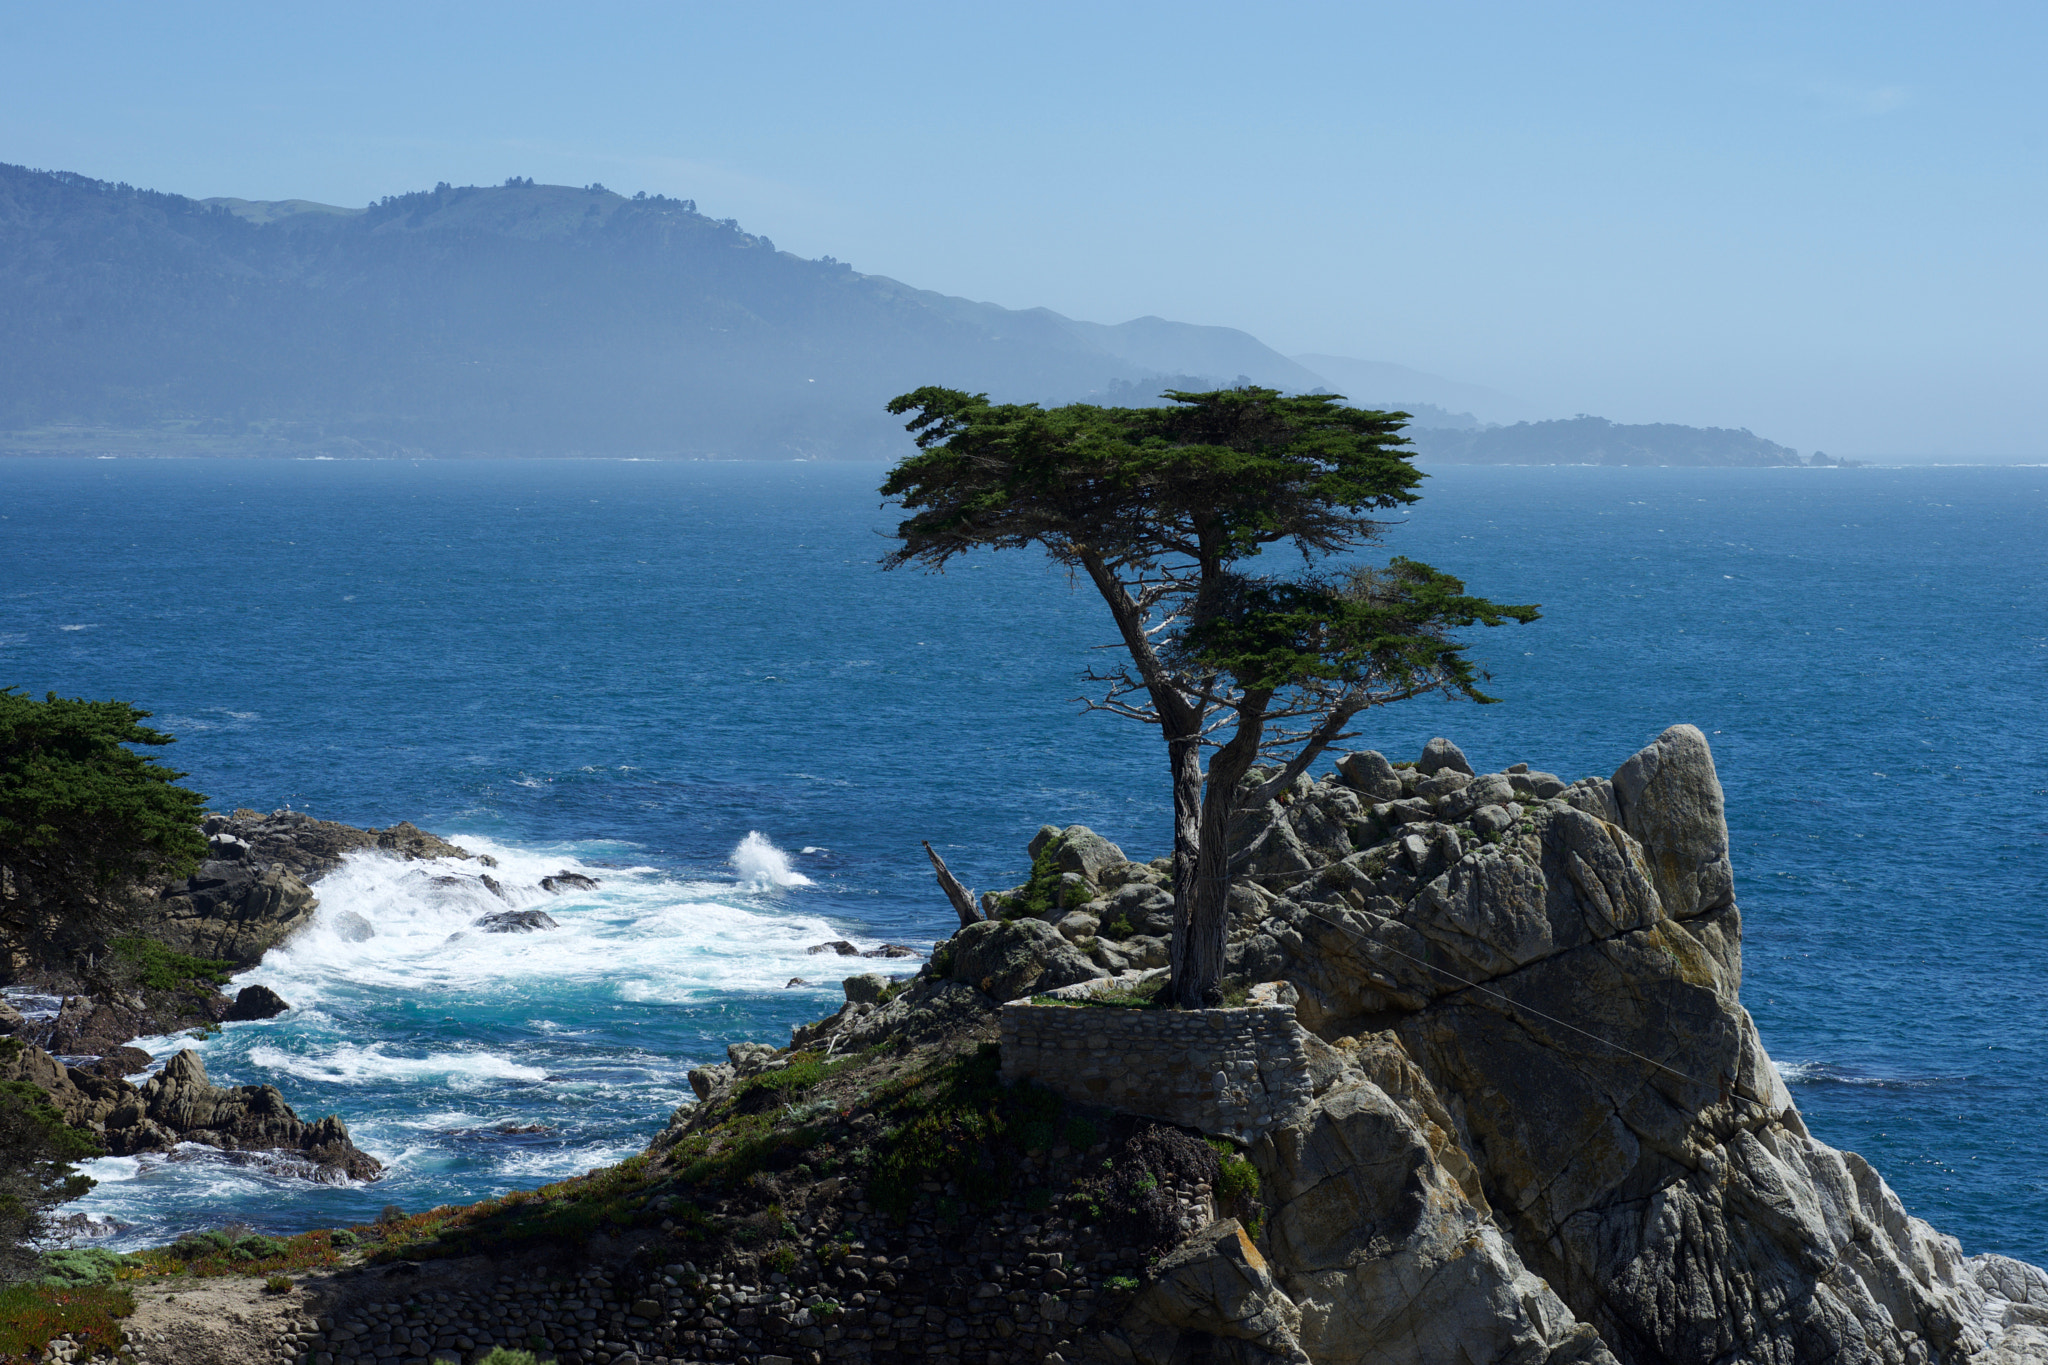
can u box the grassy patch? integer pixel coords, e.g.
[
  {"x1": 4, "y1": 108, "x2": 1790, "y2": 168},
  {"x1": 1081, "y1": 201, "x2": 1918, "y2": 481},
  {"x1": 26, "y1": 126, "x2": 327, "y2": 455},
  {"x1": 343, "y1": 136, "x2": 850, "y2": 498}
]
[
  {"x1": 108, "y1": 936, "x2": 233, "y2": 991},
  {"x1": 126, "y1": 1227, "x2": 342, "y2": 1279},
  {"x1": 0, "y1": 1282, "x2": 134, "y2": 1359},
  {"x1": 1029, "y1": 977, "x2": 1166, "y2": 1010}
]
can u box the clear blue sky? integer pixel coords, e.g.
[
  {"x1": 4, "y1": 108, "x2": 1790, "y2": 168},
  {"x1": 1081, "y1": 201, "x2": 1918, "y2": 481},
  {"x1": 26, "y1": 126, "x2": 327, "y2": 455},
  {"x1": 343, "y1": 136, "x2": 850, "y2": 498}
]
[{"x1": 3, "y1": 1, "x2": 2042, "y2": 457}]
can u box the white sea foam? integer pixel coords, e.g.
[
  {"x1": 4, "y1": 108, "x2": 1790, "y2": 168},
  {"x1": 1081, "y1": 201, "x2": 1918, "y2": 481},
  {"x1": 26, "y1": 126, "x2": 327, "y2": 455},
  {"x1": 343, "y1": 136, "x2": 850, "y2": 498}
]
[
  {"x1": 732, "y1": 831, "x2": 813, "y2": 889},
  {"x1": 1774, "y1": 1060, "x2": 1960, "y2": 1089},
  {"x1": 245, "y1": 1042, "x2": 549, "y2": 1088}
]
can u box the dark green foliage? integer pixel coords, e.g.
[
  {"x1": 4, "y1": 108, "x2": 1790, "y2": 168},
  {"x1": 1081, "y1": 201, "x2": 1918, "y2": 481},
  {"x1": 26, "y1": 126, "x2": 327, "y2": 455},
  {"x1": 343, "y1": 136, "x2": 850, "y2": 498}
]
[
  {"x1": 36, "y1": 1248, "x2": 138, "y2": 1287},
  {"x1": 864, "y1": 1044, "x2": 1067, "y2": 1215},
  {"x1": 0, "y1": 1076, "x2": 104, "y2": 1283},
  {"x1": 0, "y1": 689, "x2": 208, "y2": 964},
  {"x1": 108, "y1": 936, "x2": 233, "y2": 991},
  {"x1": 263, "y1": 1274, "x2": 293, "y2": 1293}
]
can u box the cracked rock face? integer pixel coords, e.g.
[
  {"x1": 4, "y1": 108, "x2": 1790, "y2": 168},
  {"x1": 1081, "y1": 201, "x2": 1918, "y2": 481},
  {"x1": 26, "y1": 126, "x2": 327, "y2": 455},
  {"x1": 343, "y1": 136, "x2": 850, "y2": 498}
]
[{"x1": 1097, "y1": 725, "x2": 2047, "y2": 1365}]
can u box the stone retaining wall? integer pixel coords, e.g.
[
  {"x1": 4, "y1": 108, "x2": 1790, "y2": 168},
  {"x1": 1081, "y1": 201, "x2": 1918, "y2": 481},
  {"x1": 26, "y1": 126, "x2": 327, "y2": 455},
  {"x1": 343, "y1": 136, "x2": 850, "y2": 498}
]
[{"x1": 997, "y1": 1001, "x2": 1312, "y2": 1142}]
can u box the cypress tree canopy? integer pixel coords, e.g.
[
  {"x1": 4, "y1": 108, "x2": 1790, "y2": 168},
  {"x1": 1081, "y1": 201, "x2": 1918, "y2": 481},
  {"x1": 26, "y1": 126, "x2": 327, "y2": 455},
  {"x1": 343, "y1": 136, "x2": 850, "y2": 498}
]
[{"x1": 0, "y1": 689, "x2": 208, "y2": 962}]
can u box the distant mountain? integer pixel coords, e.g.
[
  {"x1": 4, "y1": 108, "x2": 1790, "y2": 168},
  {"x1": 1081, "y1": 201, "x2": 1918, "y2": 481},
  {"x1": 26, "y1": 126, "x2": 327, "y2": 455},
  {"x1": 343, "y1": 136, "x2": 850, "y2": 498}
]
[
  {"x1": 0, "y1": 164, "x2": 1312, "y2": 458},
  {"x1": 1412, "y1": 415, "x2": 1802, "y2": 466},
  {"x1": 1290, "y1": 353, "x2": 1532, "y2": 425}
]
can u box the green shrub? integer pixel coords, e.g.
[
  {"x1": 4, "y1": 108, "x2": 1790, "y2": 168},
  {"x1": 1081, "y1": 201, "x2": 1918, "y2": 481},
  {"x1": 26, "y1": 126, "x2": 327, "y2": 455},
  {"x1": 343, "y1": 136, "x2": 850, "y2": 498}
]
[
  {"x1": 1215, "y1": 1153, "x2": 1260, "y2": 1202},
  {"x1": 1101, "y1": 914, "x2": 1135, "y2": 939},
  {"x1": 477, "y1": 1349, "x2": 554, "y2": 1365},
  {"x1": 38, "y1": 1248, "x2": 137, "y2": 1287},
  {"x1": 109, "y1": 937, "x2": 233, "y2": 991},
  {"x1": 1105, "y1": 1274, "x2": 1141, "y2": 1293},
  {"x1": 330, "y1": 1228, "x2": 361, "y2": 1248},
  {"x1": 765, "y1": 1245, "x2": 799, "y2": 1275},
  {"x1": 263, "y1": 1274, "x2": 293, "y2": 1294}
]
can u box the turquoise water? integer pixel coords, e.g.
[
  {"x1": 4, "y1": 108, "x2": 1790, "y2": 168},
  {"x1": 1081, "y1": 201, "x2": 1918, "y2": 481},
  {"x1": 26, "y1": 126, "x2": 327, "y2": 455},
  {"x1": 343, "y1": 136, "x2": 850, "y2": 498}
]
[{"x1": 2, "y1": 457, "x2": 2043, "y2": 1263}]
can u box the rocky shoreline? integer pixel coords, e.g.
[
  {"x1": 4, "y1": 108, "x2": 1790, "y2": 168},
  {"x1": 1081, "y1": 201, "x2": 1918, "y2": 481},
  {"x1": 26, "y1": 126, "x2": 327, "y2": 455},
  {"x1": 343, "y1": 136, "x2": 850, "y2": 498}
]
[
  {"x1": 13, "y1": 730, "x2": 2048, "y2": 1365},
  {"x1": 0, "y1": 808, "x2": 588, "y2": 1193}
]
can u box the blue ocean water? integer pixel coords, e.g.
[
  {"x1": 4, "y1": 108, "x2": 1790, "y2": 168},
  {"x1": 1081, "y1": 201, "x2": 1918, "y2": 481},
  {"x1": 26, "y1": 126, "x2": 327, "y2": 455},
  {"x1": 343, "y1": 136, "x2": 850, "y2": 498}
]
[{"x1": 1, "y1": 457, "x2": 2043, "y2": 1264}]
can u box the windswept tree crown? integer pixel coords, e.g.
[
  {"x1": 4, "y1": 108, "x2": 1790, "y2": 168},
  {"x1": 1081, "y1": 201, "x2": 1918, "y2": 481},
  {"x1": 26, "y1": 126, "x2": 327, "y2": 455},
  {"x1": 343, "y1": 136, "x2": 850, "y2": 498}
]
[{"x1": 881, "y1": 386, "x2": 1423, "y2": 576}]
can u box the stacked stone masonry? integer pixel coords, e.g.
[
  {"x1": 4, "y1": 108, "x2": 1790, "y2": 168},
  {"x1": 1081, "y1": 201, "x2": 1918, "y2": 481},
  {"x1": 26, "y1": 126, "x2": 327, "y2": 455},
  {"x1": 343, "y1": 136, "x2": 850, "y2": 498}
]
[
  {"x1": 226, "y1": 1197, "x2": 1205, "y2": 1365},
  {"x1": 997, "y1": 1002, "x2": 1312, "y2": 1143}
]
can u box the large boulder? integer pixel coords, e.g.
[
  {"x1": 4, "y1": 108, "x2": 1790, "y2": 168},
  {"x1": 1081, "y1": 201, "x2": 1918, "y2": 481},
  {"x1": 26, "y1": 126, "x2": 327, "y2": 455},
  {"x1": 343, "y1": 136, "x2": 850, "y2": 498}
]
[
  {"x1": 1610, "y1": 722, "x2": 1734, "y2": 922},
  {"x1": 944, "y1": 917, "x2": 1106, "y2": 1002},
  {"x1": 149, "y1": 861, "x2": 319, "y2": 967},
  {"x1": 1416, "y1": 736, "x2": 1475, "y2": 777},
  {"x1": 222, "y1": 984, "x2": 291, "y2": 1021}
]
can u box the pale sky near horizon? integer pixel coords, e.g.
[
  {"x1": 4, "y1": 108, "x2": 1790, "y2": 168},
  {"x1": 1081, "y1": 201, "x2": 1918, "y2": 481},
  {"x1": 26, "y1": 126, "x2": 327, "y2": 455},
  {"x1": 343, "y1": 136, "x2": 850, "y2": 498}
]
[{"x1": 2, "y1": 2, "x2": 2042, "y2": 458}]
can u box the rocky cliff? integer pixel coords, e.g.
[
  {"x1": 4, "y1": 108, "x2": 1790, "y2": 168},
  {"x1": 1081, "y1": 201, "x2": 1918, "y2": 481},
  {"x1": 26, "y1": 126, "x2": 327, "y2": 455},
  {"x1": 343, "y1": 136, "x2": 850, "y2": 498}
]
[
  {"x1": 769, "y1": 726, "x2": 2048, "y2": 1365},
  {"x1": 1096, "y1": 726, "x2": 2048, "y2": 1365}
]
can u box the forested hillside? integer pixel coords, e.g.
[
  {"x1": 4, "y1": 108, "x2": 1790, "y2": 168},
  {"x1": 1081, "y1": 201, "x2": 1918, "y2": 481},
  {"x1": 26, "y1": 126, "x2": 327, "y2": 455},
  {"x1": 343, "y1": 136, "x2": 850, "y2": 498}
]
[
  {"x1": 0, "y1": 164, "x2": 1316, "y2": 458},
  {"x1": 1411, "y1": 414, "x2": 1804, "y2": 465}
]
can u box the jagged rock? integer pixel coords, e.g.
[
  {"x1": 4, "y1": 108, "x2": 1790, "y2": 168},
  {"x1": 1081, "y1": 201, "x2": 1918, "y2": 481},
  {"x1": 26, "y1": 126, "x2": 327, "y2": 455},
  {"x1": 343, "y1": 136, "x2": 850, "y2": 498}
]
[
  {"x1": 1052, "y1": 826, "x2": 1128, "y2": 882},
  {"x1": 1611, "y1": 721, "x2": 1734, "y2": 921},
  {"x1": 36, "y1": 993, "x2": 174, "y2": 1056},
  {"x1": 539, "y1": 870, "x2": 600, "y2": 894},
  {"x1": 842, "y1": 973, "x2": 890, "y2": 1004},
  {"x1": 1101, "y1": 882, "x2": 1174, "y2": 937},
  {"x1": 726, "y1": 1042, "x2": 779, "y2": 1077},
  {"x1": 1335, "y1": 750, "x2": 1402, "y2": 800},
  {"x1": 150, "y1": 861, "x2": 319, "y2": 967},
  {"x1": 0, "y1": 999, "x2": 21, "y2": 1034},
  {"x1": 81, "y1": 1046, "x2": 152, "y2": 1078},
  {"x1": 1412, "y1": 768, "x2": 1473, "y2": 800},
  {"x1": 1432, "y1": 772, "x2": 1515, "y2": 822},
  {"x1": 945, "y1": 918, "x2": 1105, "y2": 1001},
  {"x1": 807, "y1": 940, "x2": 860, "y2": 956},
  {"x1": 222, "y1": 984, "x2": 290, "y2": 1021},
  {"x1": 1509, "y1": 768, "x2": 1569, "y2": 799},
  {"x1": 1118, "y1": 1219, "x2": 1310, "y2": 1365},
  {"x1": 1056, "y1": 912, "x2": 1101, "y2": 944},
  {"x1": 1417, "y1": 736, "x2": 1475, "y2": 776},
  {"x1": 687, "y1": 1062, "x2": 735, "y2": 1101},
  {"x1": 474, "y1": 909, "x2": 558, "y2": 933},
  {"x1": 204, "y1": 808, "x2": 474, "y2": 881},
  {"x1": 0, "y1": 1041, "x2": 378, "y2": 1182},
  {"x1": 861, "y1": 943, "x2": 919, "y2": 958}
]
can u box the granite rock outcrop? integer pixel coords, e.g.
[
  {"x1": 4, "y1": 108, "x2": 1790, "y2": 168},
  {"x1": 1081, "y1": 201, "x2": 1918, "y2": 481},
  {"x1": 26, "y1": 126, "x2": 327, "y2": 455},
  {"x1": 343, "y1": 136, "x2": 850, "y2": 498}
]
[{"x1": 0, "y1": 1038, "x2": 380, "y2": 1182}]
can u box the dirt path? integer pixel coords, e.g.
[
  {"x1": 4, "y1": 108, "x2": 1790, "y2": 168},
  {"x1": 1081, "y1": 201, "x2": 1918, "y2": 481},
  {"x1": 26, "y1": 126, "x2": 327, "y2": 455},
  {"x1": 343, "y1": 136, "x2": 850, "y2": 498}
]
[{"x1": 120, "y1": 1274, "x2": 326, "y2": 1365}]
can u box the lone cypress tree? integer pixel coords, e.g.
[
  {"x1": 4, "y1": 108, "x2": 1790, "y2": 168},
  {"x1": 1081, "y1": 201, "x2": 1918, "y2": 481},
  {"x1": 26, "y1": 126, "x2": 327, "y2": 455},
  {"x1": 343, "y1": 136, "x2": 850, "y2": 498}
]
[{"x1": 882, "y1": 386, "x2": 1536, "y2": 1007}]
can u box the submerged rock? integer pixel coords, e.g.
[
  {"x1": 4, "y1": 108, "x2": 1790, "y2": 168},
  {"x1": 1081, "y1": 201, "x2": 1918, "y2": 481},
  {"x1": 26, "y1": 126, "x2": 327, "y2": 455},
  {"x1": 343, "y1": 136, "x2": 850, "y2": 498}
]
[
  {"x1": 539, "y1": 871, "x2": 599, "y2": 894},
  {"x1": 473, "y1": 909, "x2": 558, "y2": 934}
]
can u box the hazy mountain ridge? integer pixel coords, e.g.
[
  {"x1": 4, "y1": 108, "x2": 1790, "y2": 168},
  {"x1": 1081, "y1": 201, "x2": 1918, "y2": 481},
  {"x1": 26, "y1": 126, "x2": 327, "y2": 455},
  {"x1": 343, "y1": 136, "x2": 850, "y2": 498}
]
[
  {"x1": 1, "y1": 162, "x2": 1818, "y2": 463},
  {"x1": 0, "y1": 164, "x2": 1311, "y2": 458}
]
